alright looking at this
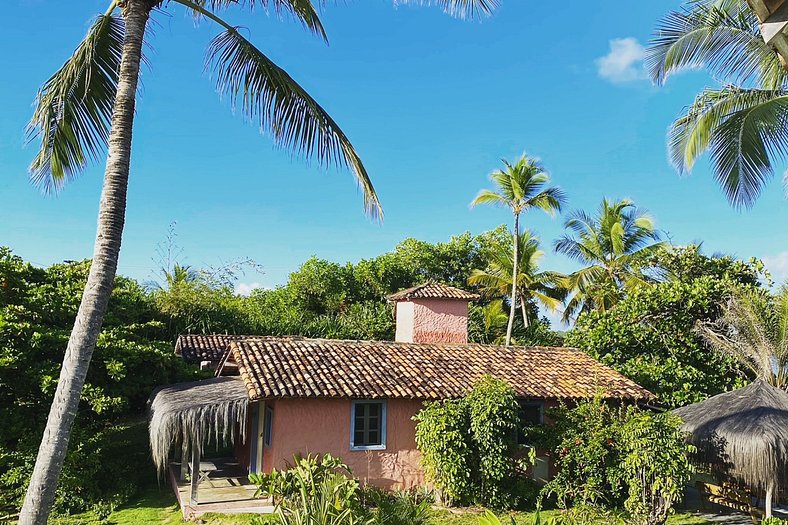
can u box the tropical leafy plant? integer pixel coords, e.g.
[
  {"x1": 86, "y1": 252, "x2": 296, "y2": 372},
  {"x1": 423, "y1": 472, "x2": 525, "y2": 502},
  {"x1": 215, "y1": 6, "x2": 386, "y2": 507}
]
[
  {"x1": 469, "y1": 230, "x2": 565, "y2": 328},
  {"x1": 478, "y1": 509, "x2": 516, "y2": 525},
  {"x1": 695, "y1": 285, "x2": 788, "y2": 388},
  {"x1": 471, "y1": 155, "x2": 565, "y2": 345},
  {"x1": 554, "y1": 198, "x2": 663, "y2": 322},
  {"x1": 251, "y1": 454, "x2": 364, "y2": 525},
  {"x1": 648, "y1": 0, "x2": 788, "y2": 208}
]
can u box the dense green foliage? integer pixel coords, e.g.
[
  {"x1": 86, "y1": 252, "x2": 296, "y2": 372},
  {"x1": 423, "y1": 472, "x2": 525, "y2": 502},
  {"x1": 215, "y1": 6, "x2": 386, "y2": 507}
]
[
  {"x1": 0, "y1": 248, "x2": 196, "y2": 516},
  {"x1": 0, "y1": 229, "x2": 562, "y2": 516},
  {"x1": 619, "y1": 410, "x2": 693, "y2": 525},
  {"x1": 414, "y1": 376, "x2": 536, "y2": 509},
  {"x1": 149, "y1": 228, "x2": 558, "y2": 346},
  {"x1": 0, "y1": 232, "x2": 770, "y2": 517},
  {"x1": 533, "y1": 396, "x2": 693, "y2": 525},
  {"x1": 565, "y1": 246, "x2": 763, "y2": 407}
]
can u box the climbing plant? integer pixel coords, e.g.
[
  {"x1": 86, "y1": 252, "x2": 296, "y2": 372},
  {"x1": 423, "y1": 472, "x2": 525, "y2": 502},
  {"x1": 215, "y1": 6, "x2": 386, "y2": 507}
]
[{"x1": 414, "y1": 376, "x2": 533, "y2": 509}]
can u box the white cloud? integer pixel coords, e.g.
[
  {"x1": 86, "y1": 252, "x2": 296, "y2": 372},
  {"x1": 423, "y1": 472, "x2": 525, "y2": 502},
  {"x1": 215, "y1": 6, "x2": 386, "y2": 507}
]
[
  {"x1": 763, "y1": 252, "x2": 788, "y2": 284},
  {"x1": 595, "y1": 37, "x2": 648, "y2": 83},
  {"x1": 236, "y1": 282, "x2": 263, "y2": 296}
]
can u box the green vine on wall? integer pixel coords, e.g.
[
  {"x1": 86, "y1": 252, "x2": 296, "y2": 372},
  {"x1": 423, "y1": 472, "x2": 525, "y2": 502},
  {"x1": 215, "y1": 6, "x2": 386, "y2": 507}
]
[{"x1": 414, "y1": 375, "x2": 533, "y2": 509}]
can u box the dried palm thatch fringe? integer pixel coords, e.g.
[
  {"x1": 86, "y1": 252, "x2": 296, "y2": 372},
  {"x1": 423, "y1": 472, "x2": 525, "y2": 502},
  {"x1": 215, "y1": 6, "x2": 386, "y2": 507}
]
[
  {"x1": 674, "y1": 380, "x2": 788, "y2": 492},
  {"x1": 148, "y1": 376, "x2": 249, "y2": 475}
]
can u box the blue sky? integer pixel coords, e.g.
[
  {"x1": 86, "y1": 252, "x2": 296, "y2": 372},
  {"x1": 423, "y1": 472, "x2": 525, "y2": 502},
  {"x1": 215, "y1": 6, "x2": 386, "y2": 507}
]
[{"x1": 2, "y1": 0, "x2": 787, "y2": 296}]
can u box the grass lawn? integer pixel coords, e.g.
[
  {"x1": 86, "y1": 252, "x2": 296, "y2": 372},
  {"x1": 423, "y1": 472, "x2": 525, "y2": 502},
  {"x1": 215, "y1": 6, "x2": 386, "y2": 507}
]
[
  {"x1": 427, "y1": 508, "x2": 713, "y2": 525},
  {"x1": 47, "y1": 488, "x2": 716, "y2": 525}
]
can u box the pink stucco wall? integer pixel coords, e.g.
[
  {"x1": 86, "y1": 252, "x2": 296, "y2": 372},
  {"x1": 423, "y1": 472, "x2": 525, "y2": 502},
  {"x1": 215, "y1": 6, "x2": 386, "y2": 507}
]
[
  {"x1": 261, "y1": 398, "x2": 425, "y2": 490},
  {"x1": 411, "y1": 299, "x2": 469, "y2": 344}
]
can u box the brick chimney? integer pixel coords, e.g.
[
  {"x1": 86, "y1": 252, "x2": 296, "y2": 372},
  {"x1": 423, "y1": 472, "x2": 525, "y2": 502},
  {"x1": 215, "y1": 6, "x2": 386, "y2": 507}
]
[{"x1": 387, "y1": 282, "x2": 479, "y2": 344}]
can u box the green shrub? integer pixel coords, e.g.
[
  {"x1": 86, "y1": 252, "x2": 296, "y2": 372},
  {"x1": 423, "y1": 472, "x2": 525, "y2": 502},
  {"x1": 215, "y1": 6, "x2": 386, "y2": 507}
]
[
  {"x1": 762, "y1": 518, "x2": 788, "y2": 525},
  {"x1": 533, "y1": 397, "x2": 693, "y2": 525},
  {"x1": 413, "y1": 398, "x2": 474, "y2": 505},
  {"x1": 414, "y1": 376, "x2": 533, "y2": 509},
  {"x1": 535, "y1": 396, "x2": 625, "y2": 509},
  {"x1": 619, "y1": 411, "x2": 693, "y2": 525},
  {"x1": 466, "y1": 376, "x2": 521, "y2": 508}
]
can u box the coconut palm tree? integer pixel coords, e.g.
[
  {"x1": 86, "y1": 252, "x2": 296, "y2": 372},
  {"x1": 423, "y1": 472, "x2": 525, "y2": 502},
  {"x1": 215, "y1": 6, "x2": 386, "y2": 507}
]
[
  {"x1": 470, "y1": 156, "x2": 565, "y2": 346},
  {"x1": 647, "y1": 0, "x2": 788, "y2": 209},
  {"x1": 468, "y1": 230, "x2": 565, "y2": 328},
  {"x1": 19, "y1": 1, "x2": 497, "y2": 523},
  {"x1": 696, "y1": 285, "x2": 788, "y2": 388},
  {"x1": 554, "y1": 198, "x2": 664, "y2": 322}
]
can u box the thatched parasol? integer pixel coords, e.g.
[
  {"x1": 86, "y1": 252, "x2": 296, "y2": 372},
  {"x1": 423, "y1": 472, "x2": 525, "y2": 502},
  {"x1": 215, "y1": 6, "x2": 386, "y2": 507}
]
[
  {"x1": 674, "y1": 380, "x2": 788, "y2": 516},
  {"x1": 148, "y1": 376, "x2": 249, "y2": 475}
]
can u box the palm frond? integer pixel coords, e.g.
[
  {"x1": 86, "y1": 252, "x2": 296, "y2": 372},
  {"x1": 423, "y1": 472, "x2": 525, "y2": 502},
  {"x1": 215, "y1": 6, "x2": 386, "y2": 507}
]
[
  {"x1": 27, "y1": 14, "x2": 125, "y2": 191},
  {"x1": 470, "y1": 189, "x2": 509, "y2": 209},
  {"x1": 668, "y1": 86, "x2": 785, "y2": 174},
  {"x1": 396, "y1": 0, "x2": 499, "y2": 20},
  {"x1": 708, "y1": 92, "x2": 788, "y2": 208},
  {"x1": 185, "y1": 1, "x2": 381, "y2": 218},
  {"x1": 189, "y1": 0, "x2": 327, "y2": 41},
  {"x1": 528, "y1": 186, "x2": 566, "y2": 216},
  {"x1": 695, "y1": 288, "x2": 788, "y2": 387},
  {"x1": 648, "y1": 1, "x2": 784, "y2": 88}
]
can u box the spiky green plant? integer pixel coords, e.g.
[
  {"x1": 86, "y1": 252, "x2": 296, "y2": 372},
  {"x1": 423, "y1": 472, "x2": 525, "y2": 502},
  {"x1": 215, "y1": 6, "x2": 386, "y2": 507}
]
[
  {"x1": 648, "y1": 0, "x2": 788, "y2": 209},
  {"x1": 19, "y1": 1, "x2": 498, "y2": 523}
]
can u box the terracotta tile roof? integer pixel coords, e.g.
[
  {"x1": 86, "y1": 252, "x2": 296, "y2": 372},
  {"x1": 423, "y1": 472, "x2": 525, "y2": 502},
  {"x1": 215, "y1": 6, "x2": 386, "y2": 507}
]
[
  {"x1": 175, "y1": 334, "x2": 249, "y2": 364},
  {"x1": 226, "y1": 337, "x2": 652, "y2": 401},
  {"x1": 386, "y1": 282, "x2": 480, "y2": 302}
]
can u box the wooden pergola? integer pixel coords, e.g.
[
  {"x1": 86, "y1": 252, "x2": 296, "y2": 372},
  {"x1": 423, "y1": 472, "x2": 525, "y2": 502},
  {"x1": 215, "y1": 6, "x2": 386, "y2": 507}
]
[
  {"x1": 750, "y1": 0, "x2": 788, "y2": 66},
  {"x1": 148, "y1": 376, "x2": 249, "y2": 506}
]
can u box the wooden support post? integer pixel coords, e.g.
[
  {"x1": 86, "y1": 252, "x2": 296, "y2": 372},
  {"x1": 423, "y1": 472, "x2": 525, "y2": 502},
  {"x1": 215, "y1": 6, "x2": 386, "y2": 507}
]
[
  {"x1": 766, "y1": 481, "x2": 774, "y2": 518},
  {"x1": 179, "y1": 440, "x2": 188, "y2": 481},
  {"x1": 190, "y1": 436, "x2": 200, "y2": 506}
]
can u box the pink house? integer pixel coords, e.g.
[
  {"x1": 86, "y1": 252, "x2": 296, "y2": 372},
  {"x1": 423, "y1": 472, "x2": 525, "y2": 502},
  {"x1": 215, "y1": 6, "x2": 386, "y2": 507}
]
[{"x1": 149, "y1": 283, "x2": 650, "y2": 517}]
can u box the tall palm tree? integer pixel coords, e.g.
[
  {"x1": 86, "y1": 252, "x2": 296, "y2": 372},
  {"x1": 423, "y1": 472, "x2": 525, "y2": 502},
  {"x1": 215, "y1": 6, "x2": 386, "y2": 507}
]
[
  {"x1": 470, "y1": 155, "x2": 565, "y2": 345},
  {"x1": 696, "y1": 285, "x2": 788, "y2": 388},
  {"x1": 647, "y1": 0, "x2": 788, "y2": 209},
  {"x1": 19, "y1": 1, "x2": 497, "y2": 523},
  {"x1": 468, "y1": 230, "x2": 565, "y2": 328},
  {"x1": 554, "y1": 198, "x2": 664, "y2": 322}
]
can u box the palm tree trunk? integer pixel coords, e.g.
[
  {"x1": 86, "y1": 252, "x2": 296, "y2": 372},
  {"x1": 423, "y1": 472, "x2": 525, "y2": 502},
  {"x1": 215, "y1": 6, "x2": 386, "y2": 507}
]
[
  {"x1": 520, "y1": 298, "x2": 529, "y2": 329},
  {"x1": 505, "y1": 213, "x2": 520, "y2": 346},
  {"x1": 18, "y1": 4, "x2": 150, "y2": 523}
]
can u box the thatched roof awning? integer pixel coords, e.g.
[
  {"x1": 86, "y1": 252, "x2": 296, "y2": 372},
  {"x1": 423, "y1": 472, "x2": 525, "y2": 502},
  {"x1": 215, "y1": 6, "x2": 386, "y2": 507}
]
[
  {"x1": 148, "y1": 376, "x2": 249, "y2": 474},
  {"x1": 674, "y1": 380, "x2": 788, "y2": 491}
]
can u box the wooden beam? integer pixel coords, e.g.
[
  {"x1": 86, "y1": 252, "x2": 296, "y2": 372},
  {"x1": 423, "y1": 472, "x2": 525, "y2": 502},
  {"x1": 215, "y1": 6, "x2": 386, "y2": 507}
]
[
  {"x1": 750, "y1": 0, "x2": 773, "y2": 21},
  {"x1": 179, "y1": 440, "x2": 189, "y2": 481},
  {"x1": 190, "y1": 439, "x2": 200, "y2": 506},
  {"x1": 760, "y1": 0, "x2": 788, "y2": 44}
]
